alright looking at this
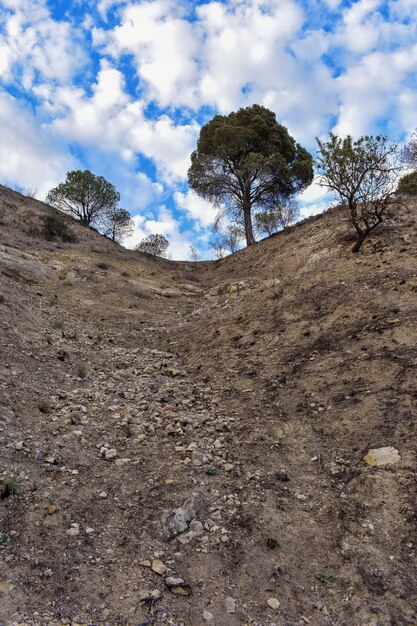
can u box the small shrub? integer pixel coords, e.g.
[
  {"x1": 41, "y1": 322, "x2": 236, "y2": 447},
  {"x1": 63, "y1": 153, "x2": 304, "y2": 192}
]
[
  {"x1": 266, "y1": 537, "x2": 280, "y2": 550},
  {"x1": 39, "y1": 214, "x2": 78, "y2": 243},
  {"x1": 0, "y1": 480, "x2": 18, "y2": 500},
  {"x1": 316, "y1": 571, "x2": 333, "y2": 583},
  {"x1": 77, "y1": 363, "x2": 88, "y2": 378},
  {"x1": 37, "y1": 399, "x2": 51, "y2": 414},
  {"x1": 397, "y1": 171, "x2": 417, "y2": 196}
]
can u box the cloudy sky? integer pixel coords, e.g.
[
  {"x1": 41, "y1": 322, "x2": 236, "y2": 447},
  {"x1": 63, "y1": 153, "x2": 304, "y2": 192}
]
[{"x1": 1, "y1": 0, "x2": 417, "y2": 258}]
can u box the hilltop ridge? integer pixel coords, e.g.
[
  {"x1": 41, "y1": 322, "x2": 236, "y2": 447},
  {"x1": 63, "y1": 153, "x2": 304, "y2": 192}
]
[{"x1": 0, "y1": 185, "x2": 416, "y2": 626}]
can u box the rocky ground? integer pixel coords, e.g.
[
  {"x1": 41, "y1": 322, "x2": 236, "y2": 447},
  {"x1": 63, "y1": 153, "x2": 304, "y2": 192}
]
[{"x1": 0, "y1": 185, "x2": 416, "y2": 626}]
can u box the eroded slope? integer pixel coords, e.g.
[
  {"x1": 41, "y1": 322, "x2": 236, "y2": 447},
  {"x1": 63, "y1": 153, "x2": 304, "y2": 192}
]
[{"x1": 1, "y1": 186, "x2": 416, "y2": 626}]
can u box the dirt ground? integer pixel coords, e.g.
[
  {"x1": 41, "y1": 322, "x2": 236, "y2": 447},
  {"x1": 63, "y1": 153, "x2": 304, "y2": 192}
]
[{"x1": 0, "y1": 184, "x2": 416, "y2": 626}]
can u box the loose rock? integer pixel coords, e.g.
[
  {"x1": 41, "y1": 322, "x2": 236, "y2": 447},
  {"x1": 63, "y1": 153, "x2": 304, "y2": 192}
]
[
  {"x1": 161, "y1": 497, "x2": 198, "y2": 540},
  {"x1": 203, "y1": 611, "x2": 213, "y2": 622},
  {"x1": 104, "y1": 448, "x2": 118, "y2": 461},
  {"x1": 363, "y1": 446, "x2": 401, "y2": 466},
  {"x1": 267, "y1": 597, "x2": 281, "y2": 610},
  {"x1": 0, "y1": 406, "x2": 15, "y2": 423},
  {"x1": 165, "y1": 577, "x2": 184, "y2": 587},
  {"x1": 151, "y1": 559, "x2": 167, "y2": 575},
  {"x1": 225, "y1": 597, "x2": 236, "y2": 614}
]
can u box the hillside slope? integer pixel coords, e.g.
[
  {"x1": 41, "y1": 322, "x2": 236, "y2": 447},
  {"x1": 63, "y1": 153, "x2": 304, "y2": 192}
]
[{"x1": 0, "y1": 185, "x2": 416, "y2": 626}]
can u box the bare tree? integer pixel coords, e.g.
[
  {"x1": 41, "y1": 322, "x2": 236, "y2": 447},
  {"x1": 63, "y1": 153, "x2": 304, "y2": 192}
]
[
  {"x1": 189, "y1": 245, "x2": 200, "y2": 264},
  {"x1": 210, "y1": 240, "x2": 226, "y2": 260},
  {"x1": 254, "y1": 198, "x2": 299, "y2": 237},
  {"x1": 210, "y1": 222, "x2": 244, "y2": 258},
  {"x1": 5, "y1": 182, "x2": 39, "y2": 198},
  {"x1": 316, "y1": 133, "x2": 404, "y2": 252}
]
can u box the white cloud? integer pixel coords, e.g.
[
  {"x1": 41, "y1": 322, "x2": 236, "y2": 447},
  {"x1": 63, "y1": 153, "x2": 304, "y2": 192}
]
[
  {"x1": 299, "y1": 177, "x2": 334, "y2": 219},
  {"x1": 174, "y1": 190, "x2": 217, "y2": 228},
  {"x1": 324, "y1": 0, "x2": 342, "y2": 9},
  {"x1": 99, "y1": 0, "x2": 201, "y2": 108},
  {"x1": 124, "y1": 206, "x2": 194, "y2": 260},
  {"x1": 99, "y1": 0, "x2": 326, "y2": 121},
  {"x1": 0, "y1": 0, "x2": 87, "y2": 89},
  {"x1": 97, "y1": 0, "x2": 337, "y2": 142},
  {"x1": 51, "y1": 61, "x2": 199, "y2": 182},
  {"x1": 299, "y1": 199, "x2": 332, "y2": 220},
  {"x1": 334, "y1": 43, "x2": 417, "y2": 136},
  {"x1": 97, "y1": 0, "x2": 127, "y2": 19},
  {"x1": 300, "y1": 178, "x2": 330, "y2": 204},
  {"x1": 132, "y1": 115, "x2": 199, "y2": 181},
  {"x1": 0, "y1": 90, "x2": 77, "y2": 197}
]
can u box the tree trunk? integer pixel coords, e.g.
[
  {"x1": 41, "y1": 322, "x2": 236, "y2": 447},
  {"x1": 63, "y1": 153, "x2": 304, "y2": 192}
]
[
  {"x1": 352, "y1": 232, "x2": 367, "y2": 253},
  {"x1": 243, "y1": 200, "x2": 255, "y2": 246}
]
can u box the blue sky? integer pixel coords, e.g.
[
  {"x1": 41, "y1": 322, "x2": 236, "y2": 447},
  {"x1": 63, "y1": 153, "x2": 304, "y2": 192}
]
[{"x1": 1, "y1": 0, "x2": 417, "y2": 258}]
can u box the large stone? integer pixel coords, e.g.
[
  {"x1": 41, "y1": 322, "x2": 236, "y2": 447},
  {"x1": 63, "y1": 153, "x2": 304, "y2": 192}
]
[
  {"x1": 192, "y1": 449, "x2": 213, "y2": 466},
  {"x1": 0, "y1": 245, "x2": 56, "y2": 284},
  {"x1": 203, "y1": 611, "x2": 214, "y2": 622},
  {"x1": 364, "y1": 447, "x2": 401, "y2": 467},
  {"x1": 151, "y1": 559, "x2": 167, "y2": 575},
  {"x1": 225, "y1": 597, "x2": 236, "y2": 613},
  {"x1": 267, "y1": 597, "x2": 281, "y2": 610},
  {"x1": 175, "y1": 520, "x2": 204, "y2": 547},
  {"x1": 0, "y1": 406, "x2": 15, "y2": 424},
  {"x1": 161, "y1": 497, "x2": 198, "y2": 540},
  {"x1": 165, "y1": 576, "x2": 184, "y2": 587}
]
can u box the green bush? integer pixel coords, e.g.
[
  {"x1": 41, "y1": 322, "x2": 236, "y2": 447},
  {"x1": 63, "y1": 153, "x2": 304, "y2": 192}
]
[
  {"x1": 40, "y1": 214, "x2": 78, "y2": 243},
  {"x1": 397, "y1": 171, "x2": 417, "y2": 196}
]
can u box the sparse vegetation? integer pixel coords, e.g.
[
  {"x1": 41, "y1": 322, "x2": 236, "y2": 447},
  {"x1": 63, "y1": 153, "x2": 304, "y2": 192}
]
[
  {"x1": 39, "y1": 214, "x2": 78, "y2": 243},
  {"x1": 266, "y1": 537, "x2": 280, "y2": 550},
  {"x1": 37, "y1": 399, "x2": 51, "y2": 414},
  {"x1": 254, "y1": 198, "x2": 299, "y2": 237},
  {"x1": 0, "y1": 480, "x2": 18, "y2": 500},
  {"x1": 315, "y1": 571, "x2": 333, "y2": 583},
  {"x1": 188, "y1": 104, "x2": 313, "y2": 246},
  {"x1": 5, "y1": 183, "x2": 39, "y2": 198},
  {"x1": 316, "y1": 133, "x2": 404, "y2": 252},
  {"x1": 210, "y1": 222, "x2": 244, "y2": 258},
  {"x1": 189, "y1": 245, "x2": 200, "y2": 264},
  {"x1": 77, "y1": 363, "x2": 88, "y2": 378},
  {"x1": 0, "y1": 165, "x2": 416, "y2": 625}
]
